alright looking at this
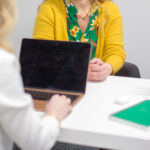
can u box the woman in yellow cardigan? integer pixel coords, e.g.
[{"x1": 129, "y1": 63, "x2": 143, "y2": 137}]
[{"x1": 33, "y1": 0, "x2": 126, "y2": 82}]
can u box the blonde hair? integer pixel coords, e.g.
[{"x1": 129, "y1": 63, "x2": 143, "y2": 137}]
[
  {"x1": 96, "y1": 0, "x2": 112, "y2": 34},
  {"x1": 0, "y1": 0, "x2": 17, "y2": 53},
  {"x1": 98, "y1": 0, "x2": 111, "y2": 2}
]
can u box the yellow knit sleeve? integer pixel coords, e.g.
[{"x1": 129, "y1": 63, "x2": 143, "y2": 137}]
[
  {"x1": 103, "y1": 3, "x2": 126, "y2": 74},
  {"x1": 33, "y1": 1, "x2": 54, "y2": 40}
]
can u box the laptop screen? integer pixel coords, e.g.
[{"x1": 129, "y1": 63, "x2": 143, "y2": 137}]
[{"x1": 20, "y1": 39, "x2": 91, "y2": 93}]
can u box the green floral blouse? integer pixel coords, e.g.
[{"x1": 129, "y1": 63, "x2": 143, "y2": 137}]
[{"x1": 64, "y1": 0, "x2": 99, "y2": 60}]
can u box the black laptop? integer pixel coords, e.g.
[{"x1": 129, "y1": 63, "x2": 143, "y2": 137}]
[{"x1": 20, "y1": 39, "x2": 91, "y2": 111}]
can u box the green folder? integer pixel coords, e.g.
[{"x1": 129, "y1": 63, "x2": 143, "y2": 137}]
[{"x1": 110, "y1": 100, "x2": 150, "y2": 130}]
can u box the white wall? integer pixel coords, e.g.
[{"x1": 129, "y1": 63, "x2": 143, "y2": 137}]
[
  {"x1": 11, "y1": 0, "x2": 42, "y2": 57},
  {"x1": 11, "y1": 0, "x2": 150, "y2": 78},
  {"x1": 114, "y1": 0, "x2": 150, "y2": 78}
]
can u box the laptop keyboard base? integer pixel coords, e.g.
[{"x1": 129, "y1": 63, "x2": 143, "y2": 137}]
[{"x1": 25, "y1": 90, "x2": 79, "y2": 102}]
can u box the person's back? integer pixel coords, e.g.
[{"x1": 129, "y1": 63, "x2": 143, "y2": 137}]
[
  {"x1": 0, "y1": 49, "x2": 58, "y2": 150},
  {"x1": 0, "y1": 0, "x2": 72, "y2": 150}
]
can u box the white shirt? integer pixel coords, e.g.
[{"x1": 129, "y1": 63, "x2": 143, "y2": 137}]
[{"x1": 0, "y1": 48, "x2": 59, "y2": 150}]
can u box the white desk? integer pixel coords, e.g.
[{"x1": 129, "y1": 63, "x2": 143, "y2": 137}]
[{"x1": 58, "y1": 76, "x2": 150, "y2": 150}]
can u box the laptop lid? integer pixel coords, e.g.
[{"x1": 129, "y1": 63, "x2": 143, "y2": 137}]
[{"x1": 20, "y1": 39, "x2": 91, "y2": 93}]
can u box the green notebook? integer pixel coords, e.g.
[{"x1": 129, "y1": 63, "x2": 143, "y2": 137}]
[{"x1": 109, "y1": 100, "x2": 150, "y2": 130}]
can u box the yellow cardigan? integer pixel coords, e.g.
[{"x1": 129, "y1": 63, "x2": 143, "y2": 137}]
[{"x1": 33, "y1": 0, "x2": 126, "y2": 74}]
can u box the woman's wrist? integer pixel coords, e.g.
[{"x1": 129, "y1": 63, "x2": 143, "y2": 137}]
[
  {"x1": 105, "y1": 63, "x2": 113, "y2": 75},
  {"x1": 44, "y1": 113, "x2": 61, "y2": 124}
]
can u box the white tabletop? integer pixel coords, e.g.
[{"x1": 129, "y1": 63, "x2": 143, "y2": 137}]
[{"x1": 58, "y1": 76, "x2": 150, "y2": 150}]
